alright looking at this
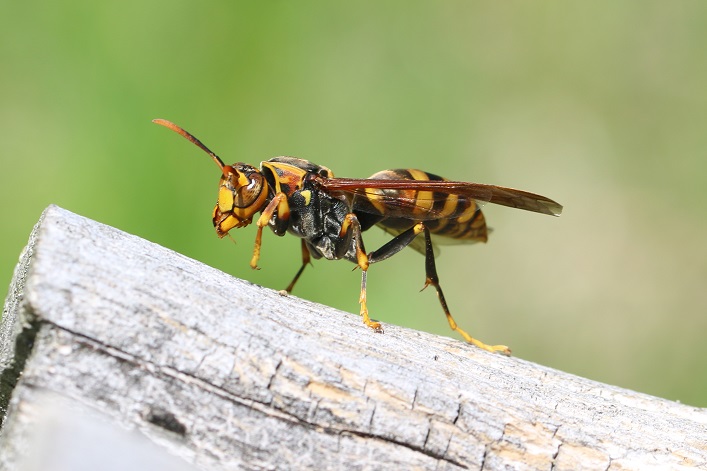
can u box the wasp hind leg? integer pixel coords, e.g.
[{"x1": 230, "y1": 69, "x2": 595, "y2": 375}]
[{"x1": 420, "y1": 226, "x2": 510, "y2": 355}]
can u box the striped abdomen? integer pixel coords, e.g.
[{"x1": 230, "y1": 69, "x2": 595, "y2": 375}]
[{"x1": 353, "y1": 169, "x2": 488, "y2": 243}]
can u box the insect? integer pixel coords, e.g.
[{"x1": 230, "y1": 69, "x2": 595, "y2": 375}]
[{"x1": 153, "y1": 119, "x2": 562, "y2": 355}]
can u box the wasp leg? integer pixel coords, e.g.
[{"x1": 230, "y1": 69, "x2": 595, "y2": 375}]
[
  {"x1": 421, "y1": 226, "x2": 510, "y2": 355},
  {"x1": 364, "y1": 222, "x2": 509, "y2": 353},
  {"x1": 285, "y1": 239, "x2": 311, "y2": 293},
  {"x1": 251, "y1": 192, "x2": 289, "y2": 270},
  {"x1": 352, "y1": 222, "x2": 426, "y2": 335},
  {"x1": 339, "y1": 213, "x2": 383, "y2": 333},
  {"x1": 367, "y1": 223, "x2": 425, "y2": 265}
]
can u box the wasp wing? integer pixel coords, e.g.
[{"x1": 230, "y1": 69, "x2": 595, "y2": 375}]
[{"x1": 320, "y1": 178, "x2": 563, "y2": 220}]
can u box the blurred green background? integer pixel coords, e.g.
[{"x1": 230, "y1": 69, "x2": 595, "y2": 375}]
[{"x1": 2, "y1": 2, "x2": 706, "y2": 406}]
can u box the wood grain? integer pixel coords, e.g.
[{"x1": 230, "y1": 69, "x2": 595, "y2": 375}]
[{"x1": 1, "y1": 205, "x2": 705, "y2": 470}]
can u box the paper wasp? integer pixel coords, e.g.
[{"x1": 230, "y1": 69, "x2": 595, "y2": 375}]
[{"x1": 153, "y1": 119, "x2": 562, "y2": 355}]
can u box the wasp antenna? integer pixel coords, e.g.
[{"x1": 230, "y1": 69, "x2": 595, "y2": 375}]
[{"x1": 152, "y1": 118, "x2": 227, "y2": 172}]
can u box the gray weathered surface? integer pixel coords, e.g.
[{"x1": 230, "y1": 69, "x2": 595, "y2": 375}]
[
  {"x1": 6, "y1": 390, "x2": 199, "y2": 471},
  {"x1": 1, "y1": 205, "x2": 706, "y2": 470}
]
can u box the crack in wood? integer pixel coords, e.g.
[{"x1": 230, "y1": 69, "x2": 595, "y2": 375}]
[
  {"x1": 266, "y1": 359, "x2": 283, "y2": 391},
  {"x1": 0, "y1": 318, "x2": 40, "y2": 424},
  {"x1": 479, "y1": 444, "x2": 489, "y2": 471},
  {"x1": 550, "y1": 443, "x2": 562, "y2": 471},
  {"x1": 41, "y1": 321, "x2": 467, "y2": 468}
]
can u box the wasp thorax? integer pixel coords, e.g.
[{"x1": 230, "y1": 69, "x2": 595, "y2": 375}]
[{"x1": 213, "y1": 164, "x2": 270, "y2": 237}]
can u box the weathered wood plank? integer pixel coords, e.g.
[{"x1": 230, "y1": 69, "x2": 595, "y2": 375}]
[{"x1": 1, "y1": 205, "x2": 706, "y2": 470}]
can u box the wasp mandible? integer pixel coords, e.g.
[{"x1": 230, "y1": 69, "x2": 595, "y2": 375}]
[{"x1": 153, "y1": 119, "x2": 563, "y2": 355}]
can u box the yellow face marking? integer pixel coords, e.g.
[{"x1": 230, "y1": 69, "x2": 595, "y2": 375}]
[
  {"x1": 300, "y1": 190, "x2": 312, "y2": 205},
  {"x1": 218, "y1": 185, "x2": 235, "y2": 212},
  {"x1": 237, "y1": 173, "x2": 250, "y2": 187},
  {"x1": 218, "y1": 214, "x2": 240, "y2": 235}
]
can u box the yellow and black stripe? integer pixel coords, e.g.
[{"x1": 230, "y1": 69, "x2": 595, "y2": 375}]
[{"x1": 358, "y1": 169, "x2": 488, "y2": 244}]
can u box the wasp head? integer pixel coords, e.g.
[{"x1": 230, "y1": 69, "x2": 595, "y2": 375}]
[
  {"x1": 152, "y1": 119, "x2": 270, "y2": 238},
  {"x1": 212, "y1": 163, "x2": 269, "y2": 237}
]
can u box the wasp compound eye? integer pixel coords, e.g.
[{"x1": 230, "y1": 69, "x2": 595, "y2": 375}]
[{"x1": 234, "y1": 173, "x2": 265, "y2": 208}]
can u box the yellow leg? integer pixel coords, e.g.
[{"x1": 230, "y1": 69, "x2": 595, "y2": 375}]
[
  {"x1": 250, "y1": 193, "x2": 288, "y2": 269},
  {"x1": 359, "y1": 270, "x2": 382, "y2": 332},
  {"x1": 339, "y1": 213, "x2": 383, "y2": 333},
  {"x1": 443, "y1": 304, "x2": 510, "y2": 355},
  {"x1": 420, "y1": 225, "x2": 510, "y2": 355}
]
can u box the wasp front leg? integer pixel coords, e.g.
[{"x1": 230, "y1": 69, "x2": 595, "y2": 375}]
[{"x1": 251, "y1": 192, "x2": 289, "y2": 270}]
